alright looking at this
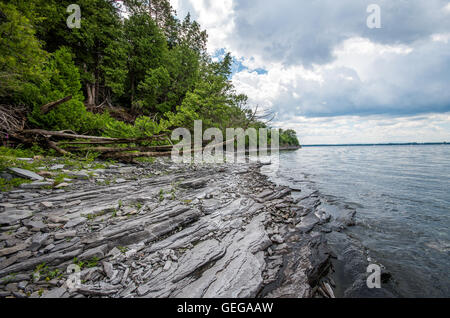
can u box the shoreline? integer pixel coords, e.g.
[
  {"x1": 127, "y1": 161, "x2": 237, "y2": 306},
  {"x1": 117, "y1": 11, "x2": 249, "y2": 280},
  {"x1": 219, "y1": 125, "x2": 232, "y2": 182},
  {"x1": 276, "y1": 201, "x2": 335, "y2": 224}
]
[{"x1": 0, "y1": 158, "x2": 333, "y2": 298}]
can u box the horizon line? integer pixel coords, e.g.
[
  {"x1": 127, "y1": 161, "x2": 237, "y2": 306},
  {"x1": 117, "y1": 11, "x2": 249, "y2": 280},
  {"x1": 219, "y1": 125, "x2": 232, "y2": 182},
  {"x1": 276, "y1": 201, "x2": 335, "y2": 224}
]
[{"x1": 302, "y1": 142, "x2": 449, "y2": 147}]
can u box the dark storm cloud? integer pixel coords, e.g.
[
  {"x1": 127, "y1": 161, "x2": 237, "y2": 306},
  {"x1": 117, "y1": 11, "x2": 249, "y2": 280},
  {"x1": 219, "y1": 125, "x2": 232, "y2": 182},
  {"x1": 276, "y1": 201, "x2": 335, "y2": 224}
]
[{"x1": 230, "y1": 0, "x2": 450, "y2": 65}]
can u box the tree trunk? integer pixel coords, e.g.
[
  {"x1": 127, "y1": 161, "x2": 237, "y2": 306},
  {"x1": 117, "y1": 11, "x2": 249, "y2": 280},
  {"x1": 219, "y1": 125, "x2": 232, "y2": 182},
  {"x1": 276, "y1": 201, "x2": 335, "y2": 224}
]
[{"x1": 86, "y1": 84, "x2": 95, "y2": 106}]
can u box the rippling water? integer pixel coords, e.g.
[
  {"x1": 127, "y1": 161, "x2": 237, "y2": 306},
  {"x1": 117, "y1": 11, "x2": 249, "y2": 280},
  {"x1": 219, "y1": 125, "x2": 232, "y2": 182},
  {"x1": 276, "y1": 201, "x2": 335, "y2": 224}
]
[{"x1": 263, "y1": 145, "x2": 450, "y2": 297}]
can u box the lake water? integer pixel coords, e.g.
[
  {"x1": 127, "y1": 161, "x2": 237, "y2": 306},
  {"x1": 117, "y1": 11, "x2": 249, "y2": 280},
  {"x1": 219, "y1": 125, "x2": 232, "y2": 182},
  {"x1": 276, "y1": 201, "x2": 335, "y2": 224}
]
[{"x1": 262, "y1": 145, "x2": 450, "y2": 297}]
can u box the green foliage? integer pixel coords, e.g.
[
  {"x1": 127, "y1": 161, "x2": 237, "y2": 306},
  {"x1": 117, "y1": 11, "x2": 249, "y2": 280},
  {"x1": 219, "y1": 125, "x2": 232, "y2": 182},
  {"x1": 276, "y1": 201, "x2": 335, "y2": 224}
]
[
  {"x1": 280, "y1": 129, "x2": 301, "y2": 147},
  {"x1": 0, "y1": 178, "x2": 31, "y2": 192},
  {"x1": 0, "y1": 2, "x2": 48, "y2": 100},
  {"x1": 33, "y1": 263, "x2": 63, "y2": 281},
  {"x1": 103, "y1": 115, "x2": 170, "y2": 139},
  {"x1": 73, "y1": 257, "x2": 99, "y2": 270},
  {"x1": 1, "y1": 0, "x2": 300, "y2": 149},
  {"x1": 25, "y1": 47, "x2": 114, "y2": 134},
  {"x1": 0, "y1": 144, "x2": 49, "y2": 158}
]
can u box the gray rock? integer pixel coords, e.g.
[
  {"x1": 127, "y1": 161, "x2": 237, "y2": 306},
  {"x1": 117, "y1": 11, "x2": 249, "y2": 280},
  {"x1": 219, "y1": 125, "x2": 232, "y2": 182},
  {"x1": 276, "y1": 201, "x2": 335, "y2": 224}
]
[
  {"x1": 20, "y1": 181, "x2": 53, "y2": 189},
  {"x1": 0, "y1": 210, "x2": 33, "y2": 225},
  {"x1": 172, "y1": 240, "x2": 226, "y2": 283},
  {"x1": 76, "y1": 284, "x2": 118, "y2": 296},
  {"x1": 27, "y1": 220, "x2": 47, "y2": 232},
  {"x1": 102, "y1": 262, "x2": 114, "y2": 279},
  {"x1": 67, "y1": 171, "x2": 90, "y2": 180},
  {"x1": 271, "y1": 234, "x2": 284, "y2": 244},
  {"x1": 43, "y1": 244, "x2": 55, "y2": 253},
  {"x1": 0, "y1": 172, "x2": 14, "y2": 180},
  {"x1": 79, "y1": 244, "x2": 108, "y2": 260},
  {"x1": 179, "y1": 178, "x2": 208, "y2": 189},
  {"x1": 48, "y1": 216, "x2": 68, "y2": 224},
  {"x1": 18, "y1": 281, "x2": 28, "y2": 290},
  {"x1": 297, "y1": 213, "x2": 320, "y2": 234},
  {"x1": 119, "y1": 282, "x2": 137, "y2": 297},
  {"x1": 55, "y1": 183, "x2": 70, "y2": 189},
  {"x1": 8, "y1": 168, "x2": 44, "y2": 181},
  {"x1": 163, "y1": 260, "x2": 172, "y2": 271},
  {"x1": 49, "y1": 165, "x2": 65, "y2": 171},
  {"x1": 120, "y1": 268, "x2": 130, "y2": 285},
  {"x1": 54, "y1": 231, "x2": 76, "y2": 240},
  {"x1": 64, "y1": 217, "x2": 86, "y2": 229},
  {"x1": 31, "y1": 233, "x2": 50, "y2": 251},
  {"x1": 41, "y1": 287, "x2": 67, "y2": 298},
  {"x1": 5, "y1": 283, "x2": 19, "y2": 292},
  {"x1": 0, "y1": 243, "x2": 28, "y2": 257},
  {"x1": 40, "y1": 202, "x2": 54, "y2": 209}
]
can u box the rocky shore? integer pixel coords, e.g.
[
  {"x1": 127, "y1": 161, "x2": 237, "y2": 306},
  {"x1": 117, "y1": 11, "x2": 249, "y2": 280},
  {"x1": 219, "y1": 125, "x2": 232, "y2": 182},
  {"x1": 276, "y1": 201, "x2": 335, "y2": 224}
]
[{"x1": 0, "y1": 158, "x2": 336, "y2": 298}]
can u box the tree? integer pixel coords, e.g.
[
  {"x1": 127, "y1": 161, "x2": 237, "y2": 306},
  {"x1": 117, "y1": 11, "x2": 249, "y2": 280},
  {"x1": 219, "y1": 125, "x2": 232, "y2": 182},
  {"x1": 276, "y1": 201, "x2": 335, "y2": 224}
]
[
  {"x1": 0, "y1": 3, "x2": 48, "y2": 101},
  {"x1": 124, "y1": 12, "x2": 169, "y2": 111},
  {"x1": 28, "y1": 47, "x2": 111, "y2": 134},
  {"x1": 10, "y1": 0, "x2": 124, "y2": 106}
]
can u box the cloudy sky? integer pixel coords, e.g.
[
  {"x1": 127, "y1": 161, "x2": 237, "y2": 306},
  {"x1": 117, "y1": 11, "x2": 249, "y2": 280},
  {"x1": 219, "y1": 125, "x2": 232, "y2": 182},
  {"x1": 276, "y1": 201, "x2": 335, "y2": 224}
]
[{"x1": 170, "y1": 0, "x2": 450, "y2": 144}]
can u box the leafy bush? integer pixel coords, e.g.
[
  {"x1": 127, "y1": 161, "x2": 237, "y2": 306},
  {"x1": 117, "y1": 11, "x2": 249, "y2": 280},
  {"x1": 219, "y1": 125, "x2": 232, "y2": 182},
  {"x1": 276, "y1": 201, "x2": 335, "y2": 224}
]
[
  {"x1": 104, "y1": 116, "x2": 170, "y2": 139},
  {"x1": 25, "y1": 47, "x2": 115, "y2": 134},
  {"x1": 0, "y1": 2, "x2": 48, "y2": 100}
]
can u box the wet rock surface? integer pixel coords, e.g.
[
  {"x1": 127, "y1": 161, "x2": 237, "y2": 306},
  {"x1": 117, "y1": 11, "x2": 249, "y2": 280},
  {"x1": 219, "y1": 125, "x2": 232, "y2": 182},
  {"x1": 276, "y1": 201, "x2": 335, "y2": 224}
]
[{"x1": 0, "y1": 159, "x2": 337, "y2": 298}]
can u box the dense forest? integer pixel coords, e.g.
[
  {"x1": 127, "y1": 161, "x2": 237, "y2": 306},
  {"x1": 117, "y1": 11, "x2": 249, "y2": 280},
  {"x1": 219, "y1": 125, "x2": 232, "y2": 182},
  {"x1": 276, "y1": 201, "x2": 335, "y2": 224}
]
[{"x1": 0, "y1": 0, "x2": 300, "y2": 154}]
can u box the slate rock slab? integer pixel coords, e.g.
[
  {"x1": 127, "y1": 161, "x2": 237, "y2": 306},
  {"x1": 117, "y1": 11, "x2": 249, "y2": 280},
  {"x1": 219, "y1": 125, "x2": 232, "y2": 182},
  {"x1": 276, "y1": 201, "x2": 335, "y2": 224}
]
[{"x1": 8, "y1": 168, "x2": 44, "y2": 181}]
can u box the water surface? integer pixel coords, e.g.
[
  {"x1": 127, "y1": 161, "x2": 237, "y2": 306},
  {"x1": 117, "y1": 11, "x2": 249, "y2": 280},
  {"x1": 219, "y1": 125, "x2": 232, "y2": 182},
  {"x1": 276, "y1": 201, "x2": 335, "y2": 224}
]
[{"x1": 263, "y1": 145, "x2": 450, "y2": 297}]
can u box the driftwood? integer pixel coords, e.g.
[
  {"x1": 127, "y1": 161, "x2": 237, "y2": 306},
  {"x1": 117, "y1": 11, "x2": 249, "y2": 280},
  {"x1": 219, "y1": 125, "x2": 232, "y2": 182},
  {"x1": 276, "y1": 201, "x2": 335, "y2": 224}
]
[
  {"x1": 9, "y1": 125, "x2": 240, "y2": 162},
  {"x1": 9, "y1": 128, "x2": 171, "y2": 161},
  {"x1": 64, "y1": 145, "x2": 174, "y2": 153},
  {"x1": 21, "y1": 129, "x2": 166, "y2": 142},
  {"x1": 41, "y1": 96, "x2": 72, "y2": 114},
  {"x1": 47, "y1": 140, "x2": 71, "y2": 156},
  {"x1": 102, "y1": 137, "x2": 237, "y2": 160}
]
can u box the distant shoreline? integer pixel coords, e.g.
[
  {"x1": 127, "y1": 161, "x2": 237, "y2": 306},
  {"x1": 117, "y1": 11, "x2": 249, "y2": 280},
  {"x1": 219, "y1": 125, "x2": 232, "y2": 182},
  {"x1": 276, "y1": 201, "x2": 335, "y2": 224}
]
[{"x1": 302, "y1": 142, "x2": 448, "y2": 147}]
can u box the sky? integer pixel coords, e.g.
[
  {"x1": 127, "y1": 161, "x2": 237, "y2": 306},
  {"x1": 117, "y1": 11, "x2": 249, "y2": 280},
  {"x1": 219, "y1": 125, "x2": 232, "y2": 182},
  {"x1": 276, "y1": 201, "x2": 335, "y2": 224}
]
[{"x1": 170, "y1": 0, "x2": 450, "y2": 145}]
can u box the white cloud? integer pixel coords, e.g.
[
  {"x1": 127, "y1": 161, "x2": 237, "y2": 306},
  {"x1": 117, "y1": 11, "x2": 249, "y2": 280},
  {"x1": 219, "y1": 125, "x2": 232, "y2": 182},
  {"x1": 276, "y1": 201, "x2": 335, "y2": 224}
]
[
  {"x1": 170, "y1": 0, "x2": 235, "y2": 53},
  {"x1": 431, "y1": 33, "x2": 450, "y2": 43},
  {"x1": 275, "y1": 113, "x2": 450, "y2": 145},
  {"x1": 170, "y1": 0, "x2": 450, "y2": 143},
  {"x1": 445, "y1": 3, "x2": 450, "y2": 13}
]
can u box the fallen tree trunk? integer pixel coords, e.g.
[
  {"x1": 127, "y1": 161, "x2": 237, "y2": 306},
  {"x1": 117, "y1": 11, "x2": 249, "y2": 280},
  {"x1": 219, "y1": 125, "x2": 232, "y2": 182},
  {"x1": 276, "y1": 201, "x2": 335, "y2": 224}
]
[
  {"x1": 47, "y1": 140, "x2": 71, "y2": 156},
  {"x1": 102, "y1": 137, "x2": 237, "y2": 160},
  {"x1": 65, "y1": 145, "x2": 174, "y2": 153},
  {"x1": 41, "y1": 96, "x2": 72, "y2": 114},
  {"x1": 21, "y1": 129, "x2": 166, "y2": 142}
]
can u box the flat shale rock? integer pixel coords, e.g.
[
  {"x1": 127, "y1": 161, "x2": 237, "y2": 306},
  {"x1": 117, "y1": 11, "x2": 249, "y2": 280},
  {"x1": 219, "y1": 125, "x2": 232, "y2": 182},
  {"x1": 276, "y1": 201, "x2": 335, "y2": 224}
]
[
  {"x1": 0, "y1": 160, "x2": 333, "y2": 299},
  {"x1": 8, "y1": 168, "x2": 44, "y2": 181},
  {"x1": 0, "y1": 210, "x2": 33, "y2": 226}
]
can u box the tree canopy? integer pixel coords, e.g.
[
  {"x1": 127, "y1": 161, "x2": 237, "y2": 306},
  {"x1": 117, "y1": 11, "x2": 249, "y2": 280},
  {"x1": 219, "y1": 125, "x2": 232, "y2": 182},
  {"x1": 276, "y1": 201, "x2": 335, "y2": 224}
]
[{"x1": 0, "y1": 0, "x2": 300, "y2": 147}]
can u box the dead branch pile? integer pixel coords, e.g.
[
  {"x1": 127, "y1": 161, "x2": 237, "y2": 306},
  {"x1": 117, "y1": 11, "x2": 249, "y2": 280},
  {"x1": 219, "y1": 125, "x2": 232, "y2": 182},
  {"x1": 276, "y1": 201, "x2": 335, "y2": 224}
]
[
  {"x1": 3, "y1": 96, "x2": 238, "y2": 162},
  {"x1": 9, "y1": 129, "x2": 172, "y2": 160},
  {"x1": 0, "y1": 104, "x2": 27, "y2": 136}
]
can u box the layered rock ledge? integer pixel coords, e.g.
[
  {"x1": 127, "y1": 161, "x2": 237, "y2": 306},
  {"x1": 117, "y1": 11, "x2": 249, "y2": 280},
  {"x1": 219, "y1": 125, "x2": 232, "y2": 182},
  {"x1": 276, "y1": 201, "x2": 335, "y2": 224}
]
[{"x1": 0, "y1": 160, "x2": 333, "y2": 298}]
